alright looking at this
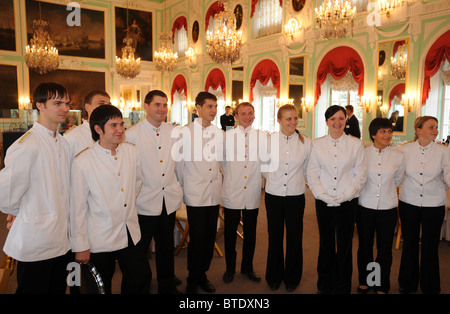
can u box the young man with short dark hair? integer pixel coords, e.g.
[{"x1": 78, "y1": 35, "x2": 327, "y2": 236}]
[
  {"x1": 0, "y1": 82, "x2": 72, "y2": 294},
  {"x1": 69, "y1": 104, "x2": 151, "y2": 294}
]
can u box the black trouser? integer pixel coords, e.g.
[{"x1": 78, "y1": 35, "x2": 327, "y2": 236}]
[
  {"x1": 264, "y1": 193, "x2": 305, "y2": 287},
  {"x1": 136, "y1": 202, "x2": 177, "y2": 293},
  {"x1": 16, "y1": 251, "x2": 71, "y2": 294},
  {"x1": 356, "y1": 205, "x2": 397, "y2": 293},
  {"x1": 223, "y1": 207, "x2": 258, "y2": 273},
  {"x1": 398, "y1": 201, "x2": 445, "y2": 294},
  {"x1": 90, "y1": 231, "x2": 151, "y2": 294},
  {"x1": 186, "y1": 204, "x2": 220, "y2": 286},
  {"x1": 315, "y1": 198, "x2": 358, "y2": 294}
]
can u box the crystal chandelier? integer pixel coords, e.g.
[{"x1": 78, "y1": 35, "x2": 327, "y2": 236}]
[
  {"x1": 154, "y1": 32, "x2": 178, "y2": 72},
  {"x1": 206, "y1": 0, "x2": 242, "y2": 65},
  {"x1": 315, "y1": 0, "x2": 356, "y2": 40},
  {"x1": 378, "y1": 0, "x2": 402, "y2": 18},
  {"x1": 391, "y1": 43, "x2": 407, "y2": 80},
  {"x1": 25, "y1": 18, "x2": 59, "y2": 75},
  {"x1": 115, "y1": 3, "x2": 141, "y2": 79}
]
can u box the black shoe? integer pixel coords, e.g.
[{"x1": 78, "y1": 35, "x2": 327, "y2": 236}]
[
  {"x1": 174, "y1": 275, "x2": 182, "y2": 286},
  {"x1": 285, "y1": 283, "x2": 297, "y2": 292},
  {"x1": 268, "y1": 282, "x2": 280, "y2": 291},
  {"x1": 185, "y1": 284, "x2": 198, "y2": 294},
  {"x1": 357, "y1": 285, "x2": 370, "y2": 294},
  {"x1": 241, "y1": 270, "x2": 261, "y2": 282},
  {"x1": 199, "y1": 279, "x2": 216, "y2": 293},
  {"x1": 223, "y1": 271, "x2": 235, "y2": 283}
]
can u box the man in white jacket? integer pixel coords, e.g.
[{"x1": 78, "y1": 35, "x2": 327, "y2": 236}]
[
  {"x1": 125, "y1": 90, "x2": 183, "y2": 294},
  {"x1": 221, "y1": 102, "x2": 264, "y2": 283},
  {"x1": 69, "y1": 105, "x2": 151, "y2": 294},
  {"x1": 64, "y1": 90, "x2": 110, "y2": 161},
  {"x1": 0, "y1": 82, "x2": 71, "y2": 294}
]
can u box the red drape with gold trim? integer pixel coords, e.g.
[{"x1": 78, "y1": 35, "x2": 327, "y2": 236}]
[
  {"x1": 315, "y1": 46, "x2": 364, "y2": 105},
  {"x1": 171, "y1": 16, "x2": 188, "y2": 43},
  {"x1": 205, "y1": 68, "x2": 226, "y2": 96},
  {"x1": 249, "y1": 59, "x2": 280, "y2": 103},
  {"x1": 171, "y1": 74, "x2": 187, "y2": 104},
  {"x1": 421, "y1": 30, "x2": 450, "y2": 105},
  {"x1": 205, "y1": 2, "x2": 224, "y2": 31},
  {"x1": 250, "y1": 0, "x2": 283, "y2": 17},
  {"x1": 388, "y1": 83, "x2": 405, "y2": 112}
]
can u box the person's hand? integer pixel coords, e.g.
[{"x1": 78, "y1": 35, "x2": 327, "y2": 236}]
[
  {"x1": 6, "y1": 214, "x2": 16, "y2": 230},
  {"x1": 75, "y1": 250, "x2": 91, "y2": 264},
  {"x1": 317, "y1": 194, "x2": 340, "y2": 207}
]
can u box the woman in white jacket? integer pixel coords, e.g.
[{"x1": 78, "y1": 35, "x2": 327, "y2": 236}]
[
  {"x1": 397, "y1": 116, "x2": 450, "y2": 294},
  {"x1": 264, "y1": 104, "x2": 311, "y2": 292},
  {"x1": 356, "y1": 118, "x2": 405, "y2": 294},
  {"x1": 307, "y1": 105, "x2": 366, "y2": 294}
]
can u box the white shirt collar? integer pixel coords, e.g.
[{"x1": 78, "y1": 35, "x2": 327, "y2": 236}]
[
  {"x1": 34, "y1": 121, "x2": 59, "y2": 138},
  {"x1": 238, "y1": 125, "x2": 252, "y2": 133},
  {"x1": 95, "y1": 141, "x2": 119, "y2": 156}
]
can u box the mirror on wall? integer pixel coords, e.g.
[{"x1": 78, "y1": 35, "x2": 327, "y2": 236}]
[
  {"x1": 288, "y1": 56, "x2": 306, "y2": 126},
  {"x1": 376, "y1": 39, "x2": 409, "y2": 133},
  {"x1": 231, "y1": 66, "x2": 244, "y2": 107}
]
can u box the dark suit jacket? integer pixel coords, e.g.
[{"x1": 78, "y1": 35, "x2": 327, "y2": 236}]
[
  {"x1": 220, "y1": 114, "x2": 235, "y2": 131},
  {"x1": 345, "y1": 114, "x2": 361, "y2": 138}
]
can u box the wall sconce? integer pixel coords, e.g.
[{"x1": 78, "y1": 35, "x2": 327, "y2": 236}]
[
  {"x1": 401, "y1": 94, "x2": 415, "y2": 112},
  {"x1": 185, "y1": 47, "x2": 196, "y2": 63},
  {"x1": 284, "y1": 18, "x2": 301, "y2": 40},
  {"x1": 378, "y1": 0, "x2": 402, "y2": 18},
  {"x1": 19, "y1": 97, "x2": 31, "y2": 110},
  {"x1": 276, "y1": 98, "x2": 294, "y2": 108},
  {"x1": 360, "y1": 95, "x2": 376, "y2": 113},
  {"x1": 301, "y1": 97, "x2": 312, "y2": 112}
]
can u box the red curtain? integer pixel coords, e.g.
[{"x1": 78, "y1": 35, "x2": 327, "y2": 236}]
[
  {"x1": 205, "y1": 68, "x2": 226, "y2": 96},
  {"x1": 205, "y1": 1, "x2": 224, "y2": 31},
  {"x1": 393, "y1": 40, "x2": 406, "y2": 56},
  {"x1": 171, "y1": 74, "x2": 187, "y2": 104},
  {"x1": 171, "y1": 16, "x2": 188, "y2": 43},
  {"x1": 249, "y1": 59, "x2": 281, "y2": 103},
  {"x1": 388, "y1": 83, "x2": 405, "y2": 112},
  {"x1": 315, "y1": 46, "x2": 364, "y2": 105},
  {"x1": 250, "y1": 0, "x2": 283, "y2": 17},
  {"x1": 421, "y1": 30, "x2": 450, "y2": 105}
]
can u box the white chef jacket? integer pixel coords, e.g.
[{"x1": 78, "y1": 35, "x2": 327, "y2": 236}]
[
  {"x1": 0, "y1": 122, "x2": 70, "y2": 262},
  {"x1": 221, "y1": 126, "x2": 268, "y2": 209},
  {"x1": 69, "y1": 142, "x2": 142, "y2": 253},
  {"x1": 125, "y1": 120, "x2": 183, "y2": 216},
  {"x1": 358, "y1": 145, "x2": 405, "y2": 210},
  {"x1": 307, "y1": 134, "x2": 367, "y2": 202},
  {"x1": 398, "y1": 141, "x2": 450, "y2": 207},
  {"x1": 64, "y1": 120, "x2": 94, "y2": 161},
  {"x1": 264, "y1": 131, "x2": 312, "y2": 197},
  {"x1": 174, "y1": 118, "x2": 223, "y2": 207}
]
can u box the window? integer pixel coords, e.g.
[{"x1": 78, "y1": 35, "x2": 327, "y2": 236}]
[
  {"x1": 331, "y1": 90, "x2": 362, "y2": 133},
  {"x1": 174, "y1": 27, "x2": 188, "y2": 57},
  {"x1": 253, "y1": 0, "x2": 282, "y2": 38},
  {"x1": 252, "y1": 79, "x2": 279, "y2": 132},
  {"x1": 171, "y1": 90, "x2": 188, "y2": 126},
  {"x1": 208, "y1": 85, "x2": 225, "y2": 128},
  {"x1": 441, "y1": 84, "x2": 450, "y2": 141}
]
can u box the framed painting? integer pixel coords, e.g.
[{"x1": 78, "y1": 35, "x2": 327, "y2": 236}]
[
  {"x1": 192, "y1": 20, "x2": 199, "y2": 43},
  {"x1": 115, "y1": 6, "x2": 153, "y2": 62},
  {"x1": 0, "y1": 0, "x2": 16, "y2": 52},
  {"x1": 292, "y1": 0, "x2": 306, "y2": 12},
  {"x1": 0, "y1": 64, "x2": 18, "y2": 117},
  {"x1": 25, "y1": 0, "x2": 105, "y2": 59},
  {"x1": 29, "y1": 69, "x2": 106, "y2": 112}
]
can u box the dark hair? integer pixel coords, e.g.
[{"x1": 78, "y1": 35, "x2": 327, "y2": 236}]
[
  {"x1": 32, "y1": 82, "x2": 70, "y2": 110},
  {"x1": 325, "y1": 105, "x2": 346, "y2": 120},
  {"x1": 83, "y1": 90, "x2": 110, "y2": 119},
  {"x1": 195, "y1": 91, "x2": 217, "y2": 106},
  {"x1": 368, "y1": 117, "x2": 393, "y2": 142},
  {"x1": 89, "y1": 104, "x2": 123, "y2": 142},
  {"x1": 345, "y1": 105, "x2": 354, "y2": 113},
  {"x1": 144, "y1": 90, "x2": 168, "y2": 105}
]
